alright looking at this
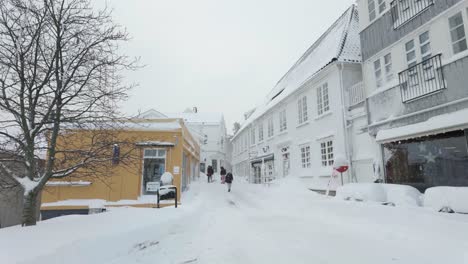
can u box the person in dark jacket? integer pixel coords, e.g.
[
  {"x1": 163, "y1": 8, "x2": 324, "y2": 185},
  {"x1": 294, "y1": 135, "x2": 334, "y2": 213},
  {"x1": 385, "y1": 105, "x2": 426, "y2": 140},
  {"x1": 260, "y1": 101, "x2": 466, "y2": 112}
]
[
  {"x1": 225, "y1": 173, "x2": 233, "y2": 192},
  {"x1": 220, "y1": 167, "x2": 227, "y2": 184},
  {"x1": 207, "y1": 166, "x2": 214, "y2": 183}
]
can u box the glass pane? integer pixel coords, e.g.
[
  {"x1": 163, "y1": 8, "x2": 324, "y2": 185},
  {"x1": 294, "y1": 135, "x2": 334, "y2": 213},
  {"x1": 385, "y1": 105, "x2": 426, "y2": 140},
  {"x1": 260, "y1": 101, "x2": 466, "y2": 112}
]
[
  {"x1": 453, "y1": 39, "x2": 468, "y2": 54},
  {"x1": 406, "y1": 51, "x2": 416, "y2": 62},
  {"x1": 449, "y1": 13, "x2": 463, "y2": 29},
  {"x1": 419, "y1": 31, "x2": 429, "y2": 43},
  {"x1": 451, "y1": 26, "x2": 466, "y2": 42},
  {"x1": 384, "y1": 130, "x2": 468, "y2": 192},
  {"x1": 384, "y1": 53, "x2": 392, "y2": 64},
  {"x1": 405, "y1": 40, "x2": 414, "y2": 51},
  {"x1": 420, "y1": 43, "x2": 431, "y2": 55}
]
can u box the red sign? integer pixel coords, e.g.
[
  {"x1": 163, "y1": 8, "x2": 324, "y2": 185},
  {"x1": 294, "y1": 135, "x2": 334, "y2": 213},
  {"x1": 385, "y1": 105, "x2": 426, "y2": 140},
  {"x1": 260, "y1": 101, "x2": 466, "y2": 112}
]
[{"x1": 335, "y1": 166, "x2": 349, "y2": 173}]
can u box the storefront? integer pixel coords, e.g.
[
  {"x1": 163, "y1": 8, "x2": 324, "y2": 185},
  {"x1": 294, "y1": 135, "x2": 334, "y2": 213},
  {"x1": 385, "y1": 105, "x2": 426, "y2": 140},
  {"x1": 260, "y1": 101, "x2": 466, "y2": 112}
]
[
  {"x1": 250, "y1": 154, "x2": 275, "y2": 184},
  {"x1": 383, "y1": 130, "x2": 468, "y2": 191}
]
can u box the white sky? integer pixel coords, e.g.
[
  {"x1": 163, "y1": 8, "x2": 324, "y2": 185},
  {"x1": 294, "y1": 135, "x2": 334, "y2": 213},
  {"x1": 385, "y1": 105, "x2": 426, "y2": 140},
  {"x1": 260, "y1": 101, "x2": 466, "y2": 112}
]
[{"x1": 98, "y1": 0, "x2": 355, "y2": 133}]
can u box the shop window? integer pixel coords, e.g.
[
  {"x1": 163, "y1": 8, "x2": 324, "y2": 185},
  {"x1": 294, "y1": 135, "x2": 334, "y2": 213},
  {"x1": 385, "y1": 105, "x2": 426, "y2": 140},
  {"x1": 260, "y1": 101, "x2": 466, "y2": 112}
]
[{"x1": 384, "y1": 130, "x2": 468, "y2": 191}]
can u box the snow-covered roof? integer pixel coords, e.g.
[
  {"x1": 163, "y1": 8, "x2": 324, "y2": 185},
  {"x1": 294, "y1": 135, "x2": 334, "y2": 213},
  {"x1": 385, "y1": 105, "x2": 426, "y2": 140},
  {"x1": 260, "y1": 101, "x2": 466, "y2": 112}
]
[
  {"x1": 137, "y1": 109, "x2": 168, "y2": 119},
  {"x1": 46, "y1": 181, "x2": 92, "y2": 187},
  {"x1": 165, "y1": 112, "x2": 224, "y2": 125},
  {"x1": 135, "y1": 141, "x2": 176, "y2": 147},
  {"x1": 376, "y1": 108, "x2": 468, "y2": 143},
  {"x1": 233, "y1": 5, "x2": 361, "y2": 139},
  {"x1": 123, "y1": 121, "x2": 182, "y2": 131}
]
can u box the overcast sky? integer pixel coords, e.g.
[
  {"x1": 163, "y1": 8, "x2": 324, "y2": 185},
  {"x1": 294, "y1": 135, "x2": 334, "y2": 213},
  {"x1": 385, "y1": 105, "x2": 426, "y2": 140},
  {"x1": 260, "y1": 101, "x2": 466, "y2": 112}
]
[{"x1": 98, "y1": 0, "x2": 355, "y2": 133}]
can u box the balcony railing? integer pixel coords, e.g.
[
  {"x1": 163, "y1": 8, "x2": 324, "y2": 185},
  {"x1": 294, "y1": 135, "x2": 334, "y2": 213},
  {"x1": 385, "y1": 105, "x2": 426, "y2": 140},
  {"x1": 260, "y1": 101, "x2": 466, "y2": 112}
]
[
  {"x1": 391, "y1": 0, "x2": 434, "y2": 29},
  {"x1": 399, "y1": 54, "x2": 446, "y2": 103},
  {"x1": 348, "y1": 82, "x2": 365, "y2": 107}
]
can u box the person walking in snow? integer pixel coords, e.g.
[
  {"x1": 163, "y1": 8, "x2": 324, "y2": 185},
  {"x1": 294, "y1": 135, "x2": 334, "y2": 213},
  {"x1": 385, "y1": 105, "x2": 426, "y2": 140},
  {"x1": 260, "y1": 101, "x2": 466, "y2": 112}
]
[
  {"x1": 225, "y1": 172, "x2": 233, "y2": 192},
  {"x1": 220, "y1": 166, "x2": 227, "y2": 184},
  {"x1": 207, "y1": 165, "x2": 214, "y2": 183}
]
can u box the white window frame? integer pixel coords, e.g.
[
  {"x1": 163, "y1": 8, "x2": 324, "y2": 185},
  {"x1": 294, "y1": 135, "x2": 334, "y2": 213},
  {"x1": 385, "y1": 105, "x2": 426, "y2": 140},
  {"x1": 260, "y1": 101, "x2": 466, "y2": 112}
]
[
  {"x1": 368, "y1": 0, "x2": 376, "y2": 21},
  {"x1": 279, "y1": 109, "x2": 287, "y2": 132},
  {"x1": 405, "y1": 39, "x2": 417, "y2": 67},
  {"x1": 373, "y1": 59, "x2": 383, "y2": 88},
  {"x1": 144, "y1": 148, "x2": 167, "y2": 159},
  {"x1": 258, "y1": 123, "x2": 264, "y2": 142},
  {"x1": 267, "y1": 117, "x2": 274, "y2": 138},
  {"x1": 419, "y1": 31, "x2": 431, "y2": 61},
  {"x1": 449, "y1": 12, "x2": 467, "y2": 55},
  {"x1": 377, "y1": 0, "x2": 386, "y2": 14},
  {"x1": 383, "y1": 53, "x2": 393, "y2": 82},
  {"x1": 300, "y1": 145, "x2": 311, "y2": 169},
  {"x1": 317, "y1": 83, "x2": 330, "y2": 116},
  {"x1": 297, "y1": 96, "x2": 308, "y2": 124},
  {"x1": 320, "y1": 140, "x2": 334, "y2": 167}
]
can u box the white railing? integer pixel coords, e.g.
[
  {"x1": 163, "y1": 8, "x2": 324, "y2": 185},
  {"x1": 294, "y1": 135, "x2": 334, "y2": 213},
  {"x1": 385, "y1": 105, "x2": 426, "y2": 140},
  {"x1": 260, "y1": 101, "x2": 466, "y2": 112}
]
[{"x1": 348, "y1": 82, "x2": 365, "y2": 107}]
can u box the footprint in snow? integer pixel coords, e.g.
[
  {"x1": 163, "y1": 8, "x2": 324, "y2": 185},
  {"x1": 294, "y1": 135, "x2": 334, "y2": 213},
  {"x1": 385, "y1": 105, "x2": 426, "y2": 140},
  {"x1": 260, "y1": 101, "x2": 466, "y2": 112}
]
[{"x1": 132, "y1": 240, "x2": 159, "y2": 251}]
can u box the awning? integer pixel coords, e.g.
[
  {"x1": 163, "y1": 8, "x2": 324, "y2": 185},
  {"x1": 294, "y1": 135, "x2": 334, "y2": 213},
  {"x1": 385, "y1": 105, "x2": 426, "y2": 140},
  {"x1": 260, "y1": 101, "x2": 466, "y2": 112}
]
[
  {"x1": 135, "y1": 141, "x2": 175, "y2": 147},
  {"x1": 250, "y1": 154, "x2": 274, "y2": 164},
  {"x1": 376, "y1": 108, "x2": 468, "y2": 143}
]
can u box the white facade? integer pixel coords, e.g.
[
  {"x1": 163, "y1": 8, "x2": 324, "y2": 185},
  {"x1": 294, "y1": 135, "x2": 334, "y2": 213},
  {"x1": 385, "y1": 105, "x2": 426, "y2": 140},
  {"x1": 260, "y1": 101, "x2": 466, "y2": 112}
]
[
  {"x1": 140, "y1": 109, "x2": 229, "y2": 174},
  {"x1": 357, "y1": 0, "x2": 468, "y2": 190},
  {"x1": 231, "y1": 6, "x2": 376, "y2": 190}
]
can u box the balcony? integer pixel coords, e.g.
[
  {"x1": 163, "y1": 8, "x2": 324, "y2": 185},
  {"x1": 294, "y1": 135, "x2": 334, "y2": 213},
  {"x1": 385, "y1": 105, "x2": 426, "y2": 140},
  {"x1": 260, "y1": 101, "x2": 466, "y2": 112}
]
[
  {"x1": 399, "y1": 54, "x2": 446, "y2": 103},
  {"x1": 347, "y1": 82, "x2": 365, "y2": 107},
  {"x1": 391, "y1": 0, "x2": 434, "y2": 29}
]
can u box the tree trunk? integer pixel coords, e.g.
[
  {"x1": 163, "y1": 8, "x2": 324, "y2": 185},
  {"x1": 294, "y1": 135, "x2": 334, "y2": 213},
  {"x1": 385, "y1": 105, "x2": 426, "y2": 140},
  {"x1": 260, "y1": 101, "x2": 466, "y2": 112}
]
[{"x1": 22, "y1": 191, "x2": 39, "y2": 226}]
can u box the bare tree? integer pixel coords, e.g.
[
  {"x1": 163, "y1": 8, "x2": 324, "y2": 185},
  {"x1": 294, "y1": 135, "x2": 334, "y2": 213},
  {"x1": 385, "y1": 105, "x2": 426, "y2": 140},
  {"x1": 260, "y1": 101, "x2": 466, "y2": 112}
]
[{"x1": 0, "y1": 0, "x2": 137, "y2": 226}]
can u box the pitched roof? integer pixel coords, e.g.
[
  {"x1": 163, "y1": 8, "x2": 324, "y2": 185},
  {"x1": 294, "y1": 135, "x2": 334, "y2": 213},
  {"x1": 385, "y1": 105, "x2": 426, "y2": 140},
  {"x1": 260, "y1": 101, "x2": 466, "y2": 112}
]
[{"x1": 233, "y1": 5, "x2": 361, "y2": 139}]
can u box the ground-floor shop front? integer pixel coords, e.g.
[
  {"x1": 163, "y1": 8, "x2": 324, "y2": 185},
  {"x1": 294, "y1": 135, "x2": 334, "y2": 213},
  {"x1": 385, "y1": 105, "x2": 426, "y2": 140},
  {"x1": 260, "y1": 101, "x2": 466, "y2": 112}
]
[{"x1": 381, "y1": 129, "x2": 468, "y2": 192}]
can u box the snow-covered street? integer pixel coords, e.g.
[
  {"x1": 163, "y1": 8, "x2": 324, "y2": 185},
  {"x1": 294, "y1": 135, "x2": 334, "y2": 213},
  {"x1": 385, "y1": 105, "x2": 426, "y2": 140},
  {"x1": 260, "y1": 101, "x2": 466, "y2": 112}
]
[{"x1": 1, "y1": 178, "x2": 468, "y2": 264}]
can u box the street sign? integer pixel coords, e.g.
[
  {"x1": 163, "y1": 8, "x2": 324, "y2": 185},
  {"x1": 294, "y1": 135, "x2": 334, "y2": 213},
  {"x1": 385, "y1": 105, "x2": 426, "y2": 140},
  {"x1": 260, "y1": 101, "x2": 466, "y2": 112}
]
[{"x1": 146, "y1": 182, "x2": 160, "y2": 192}]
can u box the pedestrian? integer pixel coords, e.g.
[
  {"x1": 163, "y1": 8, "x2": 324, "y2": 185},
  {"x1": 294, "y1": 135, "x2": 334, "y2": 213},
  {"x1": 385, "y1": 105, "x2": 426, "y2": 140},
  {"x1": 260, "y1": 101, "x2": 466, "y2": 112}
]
[
  {"x1": 225, "y1": 172, "x2": 233, "y2": 192},
  {"x1": 207, "y1": 165, "x2": 214, "y2": 183},
  {"x1": 220, "y1": 166, "x2": 226, "y2": 184}
]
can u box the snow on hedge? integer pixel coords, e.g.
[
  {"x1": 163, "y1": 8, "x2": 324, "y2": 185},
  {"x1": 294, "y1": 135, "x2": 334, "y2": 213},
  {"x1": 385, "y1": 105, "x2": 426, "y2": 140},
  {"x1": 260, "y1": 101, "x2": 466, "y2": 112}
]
[
  {"x1": 336, "y1": 183, "x2": 423, "y2": 207},
  {"x1": 424, "y1": 187, "x2": 468, "y2": 213}
]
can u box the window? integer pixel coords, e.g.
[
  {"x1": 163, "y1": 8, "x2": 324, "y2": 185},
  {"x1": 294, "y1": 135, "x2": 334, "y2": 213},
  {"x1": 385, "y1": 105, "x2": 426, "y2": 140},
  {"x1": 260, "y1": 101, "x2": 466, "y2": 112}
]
[
  {"x1": 300, "y1": 146, "x2": 311, "y2": 168},
  {"x1": 378, "y1": 0, "x2": 386, "y2": 14},
  {"x1": 267, "y1": 117, "x2": 274, "y2": 138},
  {"x1": 317, "y1": 83, "x2": 330, "y2": 115},
  {"x1": 297, "y1": 96, "x2": 308, "y2": 124},
  {"x1": 384, "y1": 53, "x2": 393, "y2": 81},
  {"x1": 258, "y1": 123, "x2": 264, "y2": 142},
  {"x1": 419, "y1": 31, "x2": 431, "y2": 60},
  {"x1": 368, "y1": 0, "x2": 376, "y2": 21},
  {"x1": 383, "y1": 130, "x2": 468, "y2": 191},
  {"x1": 144, "y1": 149, "x2": 166, "y2": 158},
  {"x1": 279, "y1": 110, "x2": 287, "y2": 132},
  {"x1": 374, "y1": 59, "x2": 383, "y2": 87},
  {"x1": 320, "y1": 140, "x2": 334, "y2": 167},
  {"x1": 251, "y1": 127, "x2": 256, "y2": 145},
  {"x1": 449, "y1": 12, "x2": 467, "y2": 54},
  {"x1": 405, "y1": 39, "x2": 417, "y2": 67}
]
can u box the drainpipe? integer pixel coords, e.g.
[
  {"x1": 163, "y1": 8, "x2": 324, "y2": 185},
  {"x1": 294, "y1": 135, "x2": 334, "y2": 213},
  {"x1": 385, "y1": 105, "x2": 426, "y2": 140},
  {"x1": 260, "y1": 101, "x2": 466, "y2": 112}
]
[{"x1": 338, "y1": 63, "x2": 354, "y2": 183}]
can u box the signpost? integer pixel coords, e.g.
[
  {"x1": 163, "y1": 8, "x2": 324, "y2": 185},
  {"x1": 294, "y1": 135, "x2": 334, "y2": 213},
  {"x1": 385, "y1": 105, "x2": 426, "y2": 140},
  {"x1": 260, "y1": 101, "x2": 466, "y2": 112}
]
[{"x1": 333, "y1": 156, "x2": 349, "y2": 186}]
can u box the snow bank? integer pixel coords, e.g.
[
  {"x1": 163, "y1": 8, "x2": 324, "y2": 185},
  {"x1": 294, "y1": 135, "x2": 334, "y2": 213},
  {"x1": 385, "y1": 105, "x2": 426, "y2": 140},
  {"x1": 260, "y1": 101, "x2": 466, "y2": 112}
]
[
  {"x1": 383, "y1": 184, "x2": 423, "y2": 207},
  {"x1": 424, "y1": 187, "x2": 468, "y2": 213},
  {"x1": 336, "y1": 183, "x2": 386, "y2": 202},
  {"x1": 336, "y1": 183, "x2": 422, "y2": 206}
]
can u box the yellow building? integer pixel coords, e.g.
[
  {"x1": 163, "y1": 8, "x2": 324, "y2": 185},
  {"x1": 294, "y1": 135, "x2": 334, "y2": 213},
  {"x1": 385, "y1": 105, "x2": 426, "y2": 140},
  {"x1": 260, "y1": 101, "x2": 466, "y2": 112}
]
[{"x1": 41, "y1": 118, "x2": 200, "y2": 219}]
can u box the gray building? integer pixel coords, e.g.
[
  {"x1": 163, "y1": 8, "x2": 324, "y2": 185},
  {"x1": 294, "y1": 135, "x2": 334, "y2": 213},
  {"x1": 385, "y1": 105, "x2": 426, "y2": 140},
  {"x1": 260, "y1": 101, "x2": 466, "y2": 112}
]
[{"x1": 357, "y1": 0, "x2": 468, "y2": 191}]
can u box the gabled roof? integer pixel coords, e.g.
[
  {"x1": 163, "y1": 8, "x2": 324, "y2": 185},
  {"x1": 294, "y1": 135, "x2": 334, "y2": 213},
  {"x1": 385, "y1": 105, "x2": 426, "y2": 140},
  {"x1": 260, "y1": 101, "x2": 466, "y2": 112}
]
[
  {"x1": 138, "y1": 109, "x2": 168, "y2": 119},
  {"x1": 233, "y1": 5, "x2": 361, "y2": 139}
]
